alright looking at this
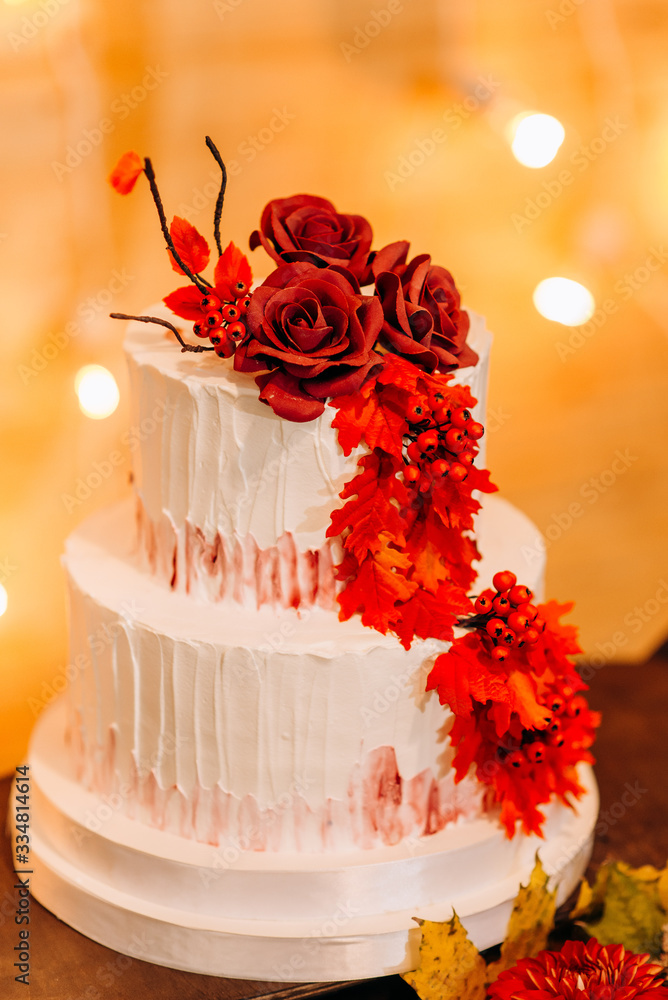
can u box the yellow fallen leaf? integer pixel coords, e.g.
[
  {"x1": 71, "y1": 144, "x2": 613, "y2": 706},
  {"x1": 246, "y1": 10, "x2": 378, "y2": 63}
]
[
  {"x1": 570, "y1": 878, "x2": 594, "y2": 920},
  {"x1": 402, "y1": 912, "x2": 487, "y2": 1000},
  {"x1": 658, "y1": 866, "x2": 668, "y2": 912},
  {"x1": 619, "y1": 862, "x2": 665, "y2": 883},
  {"x1": 486, "y1": 856, "x2": 557, "y2": 985},
  {"x1": 570, "y1": 862, "x2": 610, "y2": 921},
  {"x1": 571, "y1": 860, "x2": 668, "y2": 958}
]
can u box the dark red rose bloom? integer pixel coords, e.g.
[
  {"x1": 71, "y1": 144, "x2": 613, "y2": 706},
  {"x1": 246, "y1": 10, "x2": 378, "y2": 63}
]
[
  {"x1": 488, "y1": 938, "x2": 668, "y2": 1000},
  {"x1": 372, "y1": 240, "x2": 478, "y2": 373},
  {"x1": 249, "y1": 194, "x2": 374, "y2": 283},
  {"x1": 234, "y1": 262, "x2": 383, "y2": 422}
]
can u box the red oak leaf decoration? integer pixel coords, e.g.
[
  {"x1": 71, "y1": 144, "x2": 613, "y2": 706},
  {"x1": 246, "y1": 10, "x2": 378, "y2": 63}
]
[
  {"x1": 429, "y1": 588, "x2": 600, "y2": 836},
  {"x1": 331, "y1": 373, "x2": 406, "y2": 458},
  {"x1": 329, "y1": 381, "x2": 379, "y2": 456},
  {"x1": 328, "y1": 353, "x2": 496, "y2": 648},
  {"x1": 328, "y1": 451, "x2": 408, "y2": 564},
  {"x1": 449, "y1": 669, "x2": 599, "y2": 837},
  {"x1": 388, "y1": 581, "x2": 473, "y2": 650},
  {"x1": 403, "y1": 514, "x2": 454, "y2": 593},
  {"x1": 330, "y1": 353, "x2": 443, "y2": 458},
  {"x1": 337, "y1": 533, "x2": 418, "y2": 632},
  {"x1": 427, "y1": 632, "x2": 548, "y2": 729},
  {"x1": 525, "y1": 599, "x2": 583, "y2": 675}
]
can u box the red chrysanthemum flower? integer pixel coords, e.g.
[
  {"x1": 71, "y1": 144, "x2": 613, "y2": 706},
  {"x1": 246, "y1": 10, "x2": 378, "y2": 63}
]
[{"x1": 488, "y1": 937, "x2": 668, "y2": 999}]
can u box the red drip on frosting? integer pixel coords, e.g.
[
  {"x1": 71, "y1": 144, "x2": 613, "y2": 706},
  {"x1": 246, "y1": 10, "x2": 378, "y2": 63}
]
[
  {"x1": 70, "y1": 723, "x2": 484, "y2": 853},
  {"x1": 348, "y1": 746, "x2": 474, "y2": 848},
  {"x1": 136, "y1": 498, "x2": 339, "y2": 610}
]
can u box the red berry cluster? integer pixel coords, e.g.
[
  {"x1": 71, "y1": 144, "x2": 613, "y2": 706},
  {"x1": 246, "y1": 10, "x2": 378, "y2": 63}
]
[
  {"x1": 501, "y1": 683, "x2": 592, "y2": 773},
  {"x1": 192, "y1": 283, "x2": 251, "y2": 358},
  {"x1": 469, "y1": 570, "x2": 545, "y2": 664},
  {"x1": 402, "y1": 391, "x2": 484, "y2": 491}
]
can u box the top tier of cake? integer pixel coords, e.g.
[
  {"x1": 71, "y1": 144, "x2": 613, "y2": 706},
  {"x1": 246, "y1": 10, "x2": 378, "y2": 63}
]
[{"x1": 126, "y1": 311, "x2": 491, "y2": 608}]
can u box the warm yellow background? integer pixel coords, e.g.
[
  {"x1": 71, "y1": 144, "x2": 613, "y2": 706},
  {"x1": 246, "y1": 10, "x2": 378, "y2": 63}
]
[{"x1": 2, "y1": 0, "x2": 668, "y2": 775}]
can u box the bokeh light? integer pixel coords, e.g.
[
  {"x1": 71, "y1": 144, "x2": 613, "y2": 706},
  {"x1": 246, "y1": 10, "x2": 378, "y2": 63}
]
[
  {"x1": 509, "y1": 113, "x2": 566, "y2": 168},
  {"x1": 75, "y1": 365, "x2": 120, "y2": 420},
  {"x1": 533, "y1": 277, "x2": 595, "y2": 326},
  {"x1": 0, "y1": 584, "x2": 7, "y2": 618}
]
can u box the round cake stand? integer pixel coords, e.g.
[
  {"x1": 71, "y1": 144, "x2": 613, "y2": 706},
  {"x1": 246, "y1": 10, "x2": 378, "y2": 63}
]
[{"x1": 14, "y1": 698, "x2": 598, "y2": 983}]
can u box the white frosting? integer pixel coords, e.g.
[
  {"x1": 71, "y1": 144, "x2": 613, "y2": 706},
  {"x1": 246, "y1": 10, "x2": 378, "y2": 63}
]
[
  {"x1": 125, "y1": 308, "x2": 492, "y2": 553},
  {"x1": 63, "y1": 494, "x2": 545, "y2": 852}
]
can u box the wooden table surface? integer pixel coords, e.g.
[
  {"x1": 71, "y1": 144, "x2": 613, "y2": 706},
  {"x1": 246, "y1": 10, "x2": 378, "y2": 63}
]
[{"x1": 1, "y1": 652, "x2": 667, "y2": 1000}]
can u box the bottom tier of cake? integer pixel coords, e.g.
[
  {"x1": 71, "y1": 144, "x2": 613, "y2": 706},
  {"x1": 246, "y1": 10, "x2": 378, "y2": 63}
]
[{"x1": 18, "y1": 697, "x2": 598, "y2": 982}]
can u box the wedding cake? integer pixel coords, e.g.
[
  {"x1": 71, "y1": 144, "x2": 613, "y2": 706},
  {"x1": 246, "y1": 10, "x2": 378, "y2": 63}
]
[{"x1": 15, "y1": 142, "x2": 599, "y2": 982}]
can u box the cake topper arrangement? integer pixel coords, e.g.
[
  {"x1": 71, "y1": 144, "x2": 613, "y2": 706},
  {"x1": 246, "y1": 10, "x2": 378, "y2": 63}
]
[
  {"x1": 110, "y1": 137, "x2": 598, "y2": 838},
  {"x1": 110, "y1": 137, "x2": 475, "y2": 421}
]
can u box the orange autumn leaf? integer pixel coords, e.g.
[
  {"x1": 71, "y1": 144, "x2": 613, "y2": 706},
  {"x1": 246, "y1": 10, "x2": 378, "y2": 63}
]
[
  {"x1": 168, "y1": 216, "x2": 211, "y2": 275},
  {"x1": 524, "y1": 601, "x2": 582, "y2": 677},
  {"x1": 390, "y1": 582, "x2": 472, "y2": 650},
  {"x1": 163, "y1": 285, "x2": 206, "y2": 322},
  {"x1": 355, "y1": 393, "x2": 406, "y2": 457},
  {"x1": 404, "y1": 515, "x2": 451, "y2": 593},
  {"x1": 329, "y1": 358, "x2": 494, "y2": 648},
  {"x1": 427, "y1": 636, "x2": 515, "y2": 718},
  {"x1": 537, "y1": 600, "x2": 582, "y2": 654},
  {"x1": 328, "y1": 451, "x2": 408, "y2": 563},
  {"x1": 502, "y1": 671, "x2": 552, "y2": 733},
  {"x1": 376, "y1": 352, "x2": 423, "y2": 393},
  {"x1": 330, "y1": 375, "x2": 406, "y2": 459},
  {"x1": 329, "y1": 379, "x2": 378, "y2": 455},
  {"x1": 403, "y1": 504, "x2": 484, "y2": 596},
  {"x1": 337, "y1": 534, "x2": 418, "y2": 633},
  {"x1": 214, "y1": 240, "x2": 253, "y2": 291},
  {"x1": 109, "y1": 151, "x2": 143, "y2": 194}
]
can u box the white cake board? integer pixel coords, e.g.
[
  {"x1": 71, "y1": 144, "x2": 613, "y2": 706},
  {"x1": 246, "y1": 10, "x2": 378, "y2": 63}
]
[{"x1": 14, "y1": 698, "x2": 598, "y2": 983}]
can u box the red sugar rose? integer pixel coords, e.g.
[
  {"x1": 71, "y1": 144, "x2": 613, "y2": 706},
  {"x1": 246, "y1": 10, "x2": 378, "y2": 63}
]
[
  {"x1": 372, "y1": 240, "x2": 478, "y2": 372},
  {"x1": 235, "y1": 262, "x2": 383, "y2": 422},
  {"x1": 249, "y1": 194, "x2": 374, "y2": 283}
]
